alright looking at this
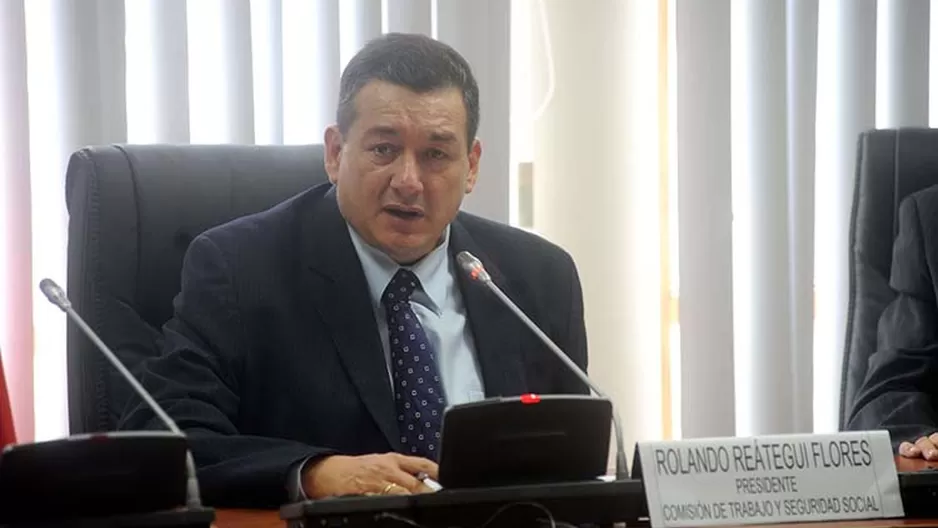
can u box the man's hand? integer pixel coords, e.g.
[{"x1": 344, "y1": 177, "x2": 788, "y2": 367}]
[
  {"x1": 898, "y1": 433, "x2": 938, "y2": 460},
  {"x1": 303, "y1": 453, "x2": 439, "y2": 499}
]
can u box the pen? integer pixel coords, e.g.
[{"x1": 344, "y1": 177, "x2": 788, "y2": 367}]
[{"x1": 416, "y1": 472, "x2": 443, "y2": 492}]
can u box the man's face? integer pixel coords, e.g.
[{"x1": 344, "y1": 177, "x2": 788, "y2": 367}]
[{"x1": 324, "y1": 80, "x2": 481, "y2": 264}]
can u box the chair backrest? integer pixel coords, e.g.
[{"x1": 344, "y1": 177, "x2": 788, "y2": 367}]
[
  {"x1": 842, "y1": 127, "x2": 938, "y2": 428},
  {"x1": 65, "y1": 144, "x2": 327, "y2": 434}
]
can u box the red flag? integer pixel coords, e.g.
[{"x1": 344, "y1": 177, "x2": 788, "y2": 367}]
[{"x1": 0, "y1": 356, "x2": 15, "y2": 447}]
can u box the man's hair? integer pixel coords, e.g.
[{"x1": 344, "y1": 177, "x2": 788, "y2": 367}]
[{"x1": 337, "y1": 33, "x2": 480, "y2": 148}]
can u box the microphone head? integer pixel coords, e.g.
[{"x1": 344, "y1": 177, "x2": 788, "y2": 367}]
[
  {"x1": 456, "y1": 251, "x2": 491, "y2": 283},
  {"x1": 39, "y1": 278, "x2": 71, "y2": 311}
]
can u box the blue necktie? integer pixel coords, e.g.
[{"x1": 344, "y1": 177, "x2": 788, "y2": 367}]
[{"x1": 382, "y1": 268, "x2": 447, "y2": 459}]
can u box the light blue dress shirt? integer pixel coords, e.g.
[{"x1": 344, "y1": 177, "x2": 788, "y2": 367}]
[
  {"x1": 346, "y1": 224, "x2": 485, "y2": 406},
  {"x1": 291, "y1": 225, "x2": 486, "y2": 498}
]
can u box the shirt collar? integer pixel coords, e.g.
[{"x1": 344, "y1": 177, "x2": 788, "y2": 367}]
[{"x1": 346, "y1": 224, "x2": 451, "y2": 316}]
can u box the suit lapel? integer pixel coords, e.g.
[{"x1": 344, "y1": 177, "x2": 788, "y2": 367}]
[
  {"x1": 300, "y1": 187, "x2": 401, "y2": 451},
  {"x1": 449, "y1": 217, "x2": 529, "y2": 397}
]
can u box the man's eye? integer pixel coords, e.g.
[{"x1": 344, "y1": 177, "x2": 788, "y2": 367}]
[
  {"x1": 426, "y1": 149, "x2": 447, "y2": 161},
  {"x1": 372, "y1": 144, "x2": 396, "y2": 157}
]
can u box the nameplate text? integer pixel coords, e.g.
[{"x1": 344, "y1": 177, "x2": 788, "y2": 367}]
[{"x1": 636, "y1": 431, "x2": 903, "y2": 527}]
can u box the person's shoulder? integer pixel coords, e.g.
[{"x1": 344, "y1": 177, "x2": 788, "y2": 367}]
[
  {"x1": 893, "y1": 185, "x2": 938, "y2": 247},
  {"x1": 910, "y1": 184, "x2": 938, "y2": 201},
  {"x1": 197, "y1": 182, "x2": 331, "y2": 251},
  {"x1": 455, "y1": 212, "x2": 576, "y2": 270},
  {"x1": 901, "y1": 184, "x2": 938, "y2": 213}
]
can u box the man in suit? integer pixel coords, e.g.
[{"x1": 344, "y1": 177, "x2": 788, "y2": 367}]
[
  {"x1": 848, "y1": 185, "x2": 938, "y2": 461},
  {"x1": 120, "y1": 33, "x2": 588, "y2": 508}
]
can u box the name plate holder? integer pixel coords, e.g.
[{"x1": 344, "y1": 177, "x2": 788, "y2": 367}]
[{"x1": 633, "y1": 431, "x2": 904, "y2": 527}]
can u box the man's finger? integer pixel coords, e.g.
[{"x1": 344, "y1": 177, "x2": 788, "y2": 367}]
[
  {"x1": 414, "y1": 482, "x2": 436, "y2": 494},
  {"x1": 395, "y1": 454, "x2": 439, "y2": 480},
  {"x1": 380, "y1": 466, "x2": 425, "y2": 493},
  {"x1": 379, "y1": 481, "x2": 412, "y2": 496},
  {"x1": 914, "y1": 436, "x2": 938, "y2": 460},
  {"x1": 900, "y1": 441, "x2": 921, "y2": 458}
]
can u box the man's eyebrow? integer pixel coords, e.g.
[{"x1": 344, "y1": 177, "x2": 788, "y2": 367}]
[
  {"x1": 363, "y1": 126, "x2": 400, "y2": 137},
  {"x1": 428, "y1": 131, "x2": 457, "y2": 143}
]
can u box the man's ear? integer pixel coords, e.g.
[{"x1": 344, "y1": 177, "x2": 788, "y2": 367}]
[
  {"x1": 324, "y1": 125, "x2": 343, "y2": 184},
  {"x1": 465, "y1": 138, "x2": 482, "y2": 194}
]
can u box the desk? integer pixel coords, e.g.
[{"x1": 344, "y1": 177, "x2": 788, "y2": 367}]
[
  {"x1": 212, "y1": 457, "x2": 938, "y2": 528},
  {"x1": 896, "y1": 456, "x2": 938, "y2": 473},
  {"x1": 212, "y1": 509, "x2": 938, "y2": 528},
  {"x1": 213, "y1": 509, "x2": 280, "y2": 528}
]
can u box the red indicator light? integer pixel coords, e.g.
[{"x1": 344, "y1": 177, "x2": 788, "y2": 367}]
[{"x1": 520, "y1": 393, "x2": 540, "y2": 404}]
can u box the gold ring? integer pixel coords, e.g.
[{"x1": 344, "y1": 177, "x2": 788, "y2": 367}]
[{"x1": 381, "y1": 482, "x2": 399, "y2": 495}]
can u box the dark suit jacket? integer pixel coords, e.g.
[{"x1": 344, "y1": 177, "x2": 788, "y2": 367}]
[
  {"x1": 119, "y1": 182, "x2": 588, "y2": 508},
  {"x1": 848, "y1": 185, "x2": 938, "y2": 446}
]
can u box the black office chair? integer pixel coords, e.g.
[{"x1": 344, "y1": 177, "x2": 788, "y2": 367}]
[
  {"x1": 841, "y1": 128, "x2": 938, "y2": 429},
  {"x1": 64, "y1": 144, "x2": 328, "y2": 434}
]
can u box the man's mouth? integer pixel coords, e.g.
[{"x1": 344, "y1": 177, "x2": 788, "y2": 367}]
[{"x1": 384, "y1": 205, "x2": 424, "y2": 220}]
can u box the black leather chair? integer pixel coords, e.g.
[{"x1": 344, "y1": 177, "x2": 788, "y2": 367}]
[
  {"x1": 64, "y1": 144, "x2": 327, "y2": 434},
  {"x1": 841, "y1": 128, "x2": 938, "y2": 429}
]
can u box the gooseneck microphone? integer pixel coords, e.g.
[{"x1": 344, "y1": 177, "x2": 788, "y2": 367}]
[
  {"x1": 39, "y1": 278, "x2": 203, "y2": 510},
  {"x1": 456, "y1": 252, "x2": 629, "y2": 481}
]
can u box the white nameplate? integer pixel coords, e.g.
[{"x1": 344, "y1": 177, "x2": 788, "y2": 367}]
[{"x1": 636, "y1": 431, "x2": 904, "y2": 527}]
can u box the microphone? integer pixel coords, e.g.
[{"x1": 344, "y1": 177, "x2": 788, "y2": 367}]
[
  {"x1": 38, "y1": 278, "x2": 203, "y2": 510},
  {"x1": 455, "y1": 251, "x2": 629, "y2": 481}
]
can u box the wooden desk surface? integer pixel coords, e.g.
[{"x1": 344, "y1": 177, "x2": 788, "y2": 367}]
[
  {"x1": 213, "y1": 509, "x2": 281, "y2": 528},
  {"x1": 212, "y1": 457, "x2": 938, "y2": 528}
]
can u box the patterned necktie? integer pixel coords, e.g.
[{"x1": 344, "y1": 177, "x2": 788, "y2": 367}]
[{"x1": 382, "y1": 268, "x2": 447, "y2": 459}]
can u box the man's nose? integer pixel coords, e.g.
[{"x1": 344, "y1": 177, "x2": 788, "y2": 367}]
[{"x1": 391, "y1": 152, "x2": 422, "y2": 194}]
